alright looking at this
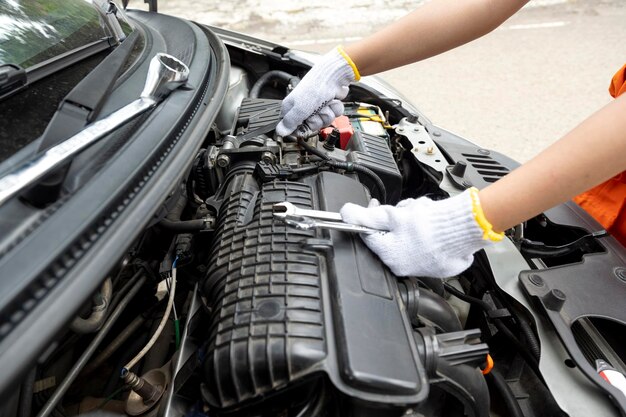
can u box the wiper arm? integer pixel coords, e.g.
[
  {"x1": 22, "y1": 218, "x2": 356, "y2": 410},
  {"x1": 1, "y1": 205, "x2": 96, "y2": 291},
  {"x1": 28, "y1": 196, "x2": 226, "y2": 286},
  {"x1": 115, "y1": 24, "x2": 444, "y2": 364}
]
[
  {"x1": 23, "y1": 31, "x2": 140, "y2": 206},
  {"x1": 0, "y1": 64, "x2": 27, "y2": 97},
  {"x1": 0, "y1": 53, "x2": 190, "y2": 208}
]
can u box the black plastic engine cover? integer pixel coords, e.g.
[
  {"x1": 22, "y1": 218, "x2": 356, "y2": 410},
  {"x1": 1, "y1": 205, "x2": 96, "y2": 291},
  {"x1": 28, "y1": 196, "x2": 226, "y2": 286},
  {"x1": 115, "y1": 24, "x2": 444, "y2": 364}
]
[
  {"x1": 232, "y1": 97, "x2": 281, "y2": 135},
  {"x1": 345, "y1": 130, "x2": 402, "y2": 204},
  {"x1": 202, "y1": 170, "x2": 428, "y2": 409}
]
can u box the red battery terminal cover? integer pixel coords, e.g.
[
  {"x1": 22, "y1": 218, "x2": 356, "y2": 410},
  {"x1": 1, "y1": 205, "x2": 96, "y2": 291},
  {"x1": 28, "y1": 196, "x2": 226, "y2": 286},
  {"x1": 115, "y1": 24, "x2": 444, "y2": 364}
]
[{"x1": 320, "y1": 115, "x2": 354, "y2": 150}]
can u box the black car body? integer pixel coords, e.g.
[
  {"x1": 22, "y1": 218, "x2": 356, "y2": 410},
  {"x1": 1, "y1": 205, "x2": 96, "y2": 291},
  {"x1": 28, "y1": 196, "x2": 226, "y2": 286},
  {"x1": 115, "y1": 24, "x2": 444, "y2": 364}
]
[{"x1": 0, "y1": 2, "x2": 625, "y2": 417}]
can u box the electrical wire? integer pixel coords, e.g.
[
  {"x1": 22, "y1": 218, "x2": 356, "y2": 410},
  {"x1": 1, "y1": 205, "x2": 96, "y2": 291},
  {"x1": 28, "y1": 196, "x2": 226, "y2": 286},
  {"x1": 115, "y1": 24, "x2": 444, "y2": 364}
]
[
  {"x1": 296, "y1": 137, "x2": 387, "y2": 203},
  {"x1": 167, "y1": 258, "x2": 181, "y2": 350},
  {"x1": 36, "y1": 273, "x2": 147, "y2": 417},
  {"x1": 443, "y1": 283, "x2": 542, "y2": 377},
  {"x1": 121, "y1": 257, "x2": 178, "y2": 375},
  {"x1": 486, "y1": 369, "x2": 525, "y2": 417}
]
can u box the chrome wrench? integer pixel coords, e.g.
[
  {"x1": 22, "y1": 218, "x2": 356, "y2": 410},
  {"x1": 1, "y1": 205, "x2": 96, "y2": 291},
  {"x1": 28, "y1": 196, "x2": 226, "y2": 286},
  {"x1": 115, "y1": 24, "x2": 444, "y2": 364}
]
[
  {"x1": 273, "y1": 201, "x2": 343, "y2": 222},
  {"x1": 272, "y1": 201, "x2": 385, "y2": 234},
  {"x1": 0, "y1": 53, "x2": 189, "y2": 208}
]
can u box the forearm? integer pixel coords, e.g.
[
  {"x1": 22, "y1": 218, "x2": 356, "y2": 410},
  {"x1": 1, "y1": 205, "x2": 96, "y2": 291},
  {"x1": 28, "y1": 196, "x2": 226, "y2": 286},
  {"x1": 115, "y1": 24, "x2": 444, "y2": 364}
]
[
  {"x1": 480, "y1": 95, "x2": 626, "y2": 232},
  {"x1": 344, "y1": 0, "x2": 528, "y2": 76}
]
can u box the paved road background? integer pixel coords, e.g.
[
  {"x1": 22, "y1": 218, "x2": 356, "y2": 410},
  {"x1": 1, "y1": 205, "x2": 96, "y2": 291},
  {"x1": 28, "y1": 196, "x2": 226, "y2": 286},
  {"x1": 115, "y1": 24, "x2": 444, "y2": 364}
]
[{"x1": 154, "y1": 0, "x2": 626, "y2": 162}]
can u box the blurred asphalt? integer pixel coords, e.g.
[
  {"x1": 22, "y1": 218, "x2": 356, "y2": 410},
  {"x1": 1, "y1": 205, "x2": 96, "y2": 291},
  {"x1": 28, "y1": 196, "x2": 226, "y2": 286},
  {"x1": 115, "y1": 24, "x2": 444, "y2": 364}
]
[{"x1": 157, "y1": 0, "x2": 626, "y2": 162}]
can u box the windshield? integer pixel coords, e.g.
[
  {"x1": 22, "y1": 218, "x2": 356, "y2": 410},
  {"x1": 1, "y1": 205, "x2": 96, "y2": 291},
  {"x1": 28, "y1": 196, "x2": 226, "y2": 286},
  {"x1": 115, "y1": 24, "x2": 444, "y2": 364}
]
[
  {"x1": 0, "y1": 0, "x2": 137, "y2": 165},
  {"x1": 0, "y1": 0, "x2": 109, "y2": 68}
]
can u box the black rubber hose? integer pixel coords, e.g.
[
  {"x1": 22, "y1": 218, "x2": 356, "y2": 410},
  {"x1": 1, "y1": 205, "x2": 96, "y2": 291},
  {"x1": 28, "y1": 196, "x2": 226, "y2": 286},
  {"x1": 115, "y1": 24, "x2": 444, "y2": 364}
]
[
  {"x1": 419, "y1": 276, "x2": 446, "y2": 297},
  {"x1": 250, "y1": 70, "x2": 296, "y2": 98},
  {"x1": 436, "y1": 360, "x2": 490, "y2": 417},
  {"x1": 296, "y1": 138, "x2": 387, "y2": 203},
  {"x1": 292, "y1": 164, "x2": 322, "y2": 175},
  {"x1": 297, "y1": 137, "x2": 331, "y2": 161},
  {"x1": 418, "y1": 289, "x2": 463, "y2": 332},
  {"x1": 158, "y1": 184, "x2": 209, "y2": 233},
  {"x1": 159, "y1": 218, "x2": 207, "y2": 233},
  {"x1": 193, "y1": 149, "x2": 210, "y2": 199},
  {"x1": 18, "y1": 367, "x2": 36, "y2": 417},
  {"x1": 518, "y1": 319, "x2": 541, "y2": 361},
  {"x1": 486, "y1": 369, "x2": 525, "y2": 417},
  {"x1": 398, "y1": 281, "x2": 462, "y2": 332},
  {"x1": 443, "y1": 283, "x2": 542, "y2": 376},
  {"x1": 327, "y1": 160, "x2": 387, "y2": 204}
]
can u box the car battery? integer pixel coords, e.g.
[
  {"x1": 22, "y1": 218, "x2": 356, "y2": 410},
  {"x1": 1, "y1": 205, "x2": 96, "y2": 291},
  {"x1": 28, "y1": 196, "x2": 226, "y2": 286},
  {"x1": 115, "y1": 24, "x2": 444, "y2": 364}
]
[
  {"x1": 344, "y1": 103, "x2": 390, "y2": 140},
  {"x1": 344, "y1": 129, "x2": 402, "y2": 204},
  {"x1": 320, "y1": 103, "x2": 390, "y2": 149},
  {"x1": 319, "y1": 103, "x2": 401, "y2": 203}
]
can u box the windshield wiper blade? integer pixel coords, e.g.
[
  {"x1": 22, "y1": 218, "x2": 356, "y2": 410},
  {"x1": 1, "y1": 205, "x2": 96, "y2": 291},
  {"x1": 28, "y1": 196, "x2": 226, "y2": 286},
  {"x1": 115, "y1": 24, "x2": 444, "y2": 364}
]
[
  {"x1": 23, "y1": 31, "x2": 140, "y2": 206},
  {"x1": 0, "y1": 53, "x2": 190, "y2": 208}
]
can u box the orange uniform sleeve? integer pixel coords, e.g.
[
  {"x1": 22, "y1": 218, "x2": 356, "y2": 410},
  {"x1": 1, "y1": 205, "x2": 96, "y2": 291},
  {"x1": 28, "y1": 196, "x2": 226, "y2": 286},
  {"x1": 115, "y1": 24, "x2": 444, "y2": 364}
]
[
  {"x1": 609, "y1": 63, "x2": 626, "y2": 98},
  {"x1": 573, "y1": 63, "x2": 626, "y2": 246}
]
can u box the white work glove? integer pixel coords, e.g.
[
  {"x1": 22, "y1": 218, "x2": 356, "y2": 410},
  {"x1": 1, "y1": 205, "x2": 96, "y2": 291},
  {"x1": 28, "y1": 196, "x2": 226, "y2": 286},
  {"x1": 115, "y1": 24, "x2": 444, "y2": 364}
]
[
  {"x1": 340, "y1": 189, "x2": 504, "y2": 278},
  {"x1": 276, "y1": 46, "x2": 360, "y2": 137}
]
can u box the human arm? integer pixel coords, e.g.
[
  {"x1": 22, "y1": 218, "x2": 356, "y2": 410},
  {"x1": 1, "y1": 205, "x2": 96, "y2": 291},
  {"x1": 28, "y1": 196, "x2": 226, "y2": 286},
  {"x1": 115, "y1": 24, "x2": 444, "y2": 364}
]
[
  {"x1": 341, "y1": 95, "x2": 626, "y2": 278},
  {"x1": 276, "y1": 0, "x2": 529, "y2": 136},
  {"x1": 480, "y1": 94, "x2": 626, "y2": 232},
  {"x1": 345, "y1": 0, "x2": 529, "y2": 76}
]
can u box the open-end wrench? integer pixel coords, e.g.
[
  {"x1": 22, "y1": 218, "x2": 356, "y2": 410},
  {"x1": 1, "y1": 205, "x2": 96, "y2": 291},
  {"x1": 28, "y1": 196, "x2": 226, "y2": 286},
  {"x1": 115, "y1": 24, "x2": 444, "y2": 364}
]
[
  {"x1": 273, "y1": 201, "x2": 343, "y2": 222},
  {"x1": 272, "y1": 201, "x2": 385, "y2": 234},
  {"x1": 279, "y1": 216, "x2": 383, "y2": 234}
]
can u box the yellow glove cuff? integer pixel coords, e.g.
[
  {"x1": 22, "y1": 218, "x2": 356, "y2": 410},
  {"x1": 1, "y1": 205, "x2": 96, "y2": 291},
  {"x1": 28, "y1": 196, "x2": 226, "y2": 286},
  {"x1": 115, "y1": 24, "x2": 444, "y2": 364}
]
[
  {"x1": 337, "y1": 45, "x2": 361, "y2": 81},
  {"x1": 469, "y1": 187, "x2": 504, "y2": 242}
]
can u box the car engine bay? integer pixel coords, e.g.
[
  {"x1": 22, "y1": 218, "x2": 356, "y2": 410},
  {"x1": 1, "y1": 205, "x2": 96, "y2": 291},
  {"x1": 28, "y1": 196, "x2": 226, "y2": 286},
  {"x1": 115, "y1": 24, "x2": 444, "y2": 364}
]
[{"x1": 4, "y1": 14, "x2": 626, "y2": 417}]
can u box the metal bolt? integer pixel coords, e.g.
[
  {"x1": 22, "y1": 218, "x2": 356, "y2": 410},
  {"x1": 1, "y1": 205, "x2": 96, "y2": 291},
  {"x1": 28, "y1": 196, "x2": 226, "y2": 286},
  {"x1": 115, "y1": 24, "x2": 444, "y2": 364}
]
[
  {"x1": 216, "y1": 154, "x2": 230, "y2": 168},
  {"x1": 477, "y1": 148, "x2": 490, "y2": 155},
  {"x1": 426, "y1": 146, "x2": 435, "y2": 155},
  {"x1": 397, "y1": 127, "x2": 405, "y2": 133},
  {"x1": 529, "y1": 274, "x2": 544, "y2": 287},
  {"x1": 261, "y1": 151, "x2": 275, "y2": 164},
  {"x1": 432, "y1": 131, "x2": 441, "y2": 137},
  {"x1": 413, "y1": 147, "x2": 419, "y2": 152}
]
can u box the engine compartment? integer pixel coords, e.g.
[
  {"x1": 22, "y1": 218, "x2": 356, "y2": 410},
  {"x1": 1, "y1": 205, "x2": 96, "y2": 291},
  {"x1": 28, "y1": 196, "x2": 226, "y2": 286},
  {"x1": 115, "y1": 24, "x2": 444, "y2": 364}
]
[
  {"x1": 10, "y1": 21, "x2": 626, "y2": 417},
  {"x1": 192, "y1": 75, "x2": 494, "y2": 416}
]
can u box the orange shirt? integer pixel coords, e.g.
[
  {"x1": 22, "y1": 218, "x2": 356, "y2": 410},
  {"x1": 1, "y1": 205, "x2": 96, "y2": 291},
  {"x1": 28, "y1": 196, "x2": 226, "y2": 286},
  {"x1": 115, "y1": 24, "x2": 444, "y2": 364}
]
[{"x1": 573, "y1": 63, "x2": 626, "y2": 246}]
